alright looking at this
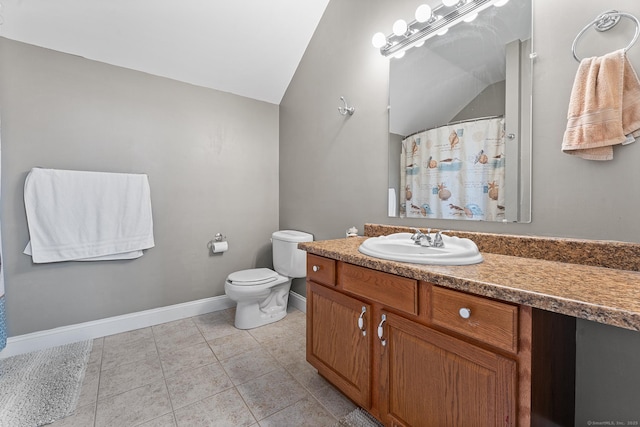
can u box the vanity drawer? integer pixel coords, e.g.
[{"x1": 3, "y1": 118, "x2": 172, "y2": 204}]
[
  {"x1": 430, "y1": 286, "x2": 518, "y2": 353},
  {"x1": 338, "y1": 262, "x2": 418, "y2": 316},
  {"x1": 307, "y1": 254, "x2": 336, "y2": 287}
]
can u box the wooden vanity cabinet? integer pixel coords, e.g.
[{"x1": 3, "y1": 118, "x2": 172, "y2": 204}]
[
  {"x1": 306, "y1": 254, "x2": 575, "y2": 427},
  {"x1": 378, "y1": 311, "x2": 517, "y2": 426},
  {"x1": 306, "y1": 280, "x2": 372, "y2": 408}
]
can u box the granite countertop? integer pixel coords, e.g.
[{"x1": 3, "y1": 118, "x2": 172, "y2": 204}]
[{"x1": 299, "y1": 235, "x2": 640, "y2": 332}]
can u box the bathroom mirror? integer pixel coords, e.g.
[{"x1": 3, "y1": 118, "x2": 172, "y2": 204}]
[{"x1": 388, "y1": 0, "x2": 532, "y2": 222}]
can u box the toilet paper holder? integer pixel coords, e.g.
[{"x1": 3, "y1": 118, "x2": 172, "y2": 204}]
[{"x1": 207, "y1": 233, "x2": 228, "y2": 253}]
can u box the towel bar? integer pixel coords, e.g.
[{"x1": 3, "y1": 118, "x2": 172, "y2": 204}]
[{"x1": 572, "y1": 10, "x2": 640, "y2": 62}]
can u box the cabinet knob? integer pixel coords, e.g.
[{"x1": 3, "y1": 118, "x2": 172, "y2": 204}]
[
  {"x1": 459, "y1": 307, "x2": 472, "y2": 319},
  {"x1": 312, "y1": 265, "x2": 320, "y2": 272}
]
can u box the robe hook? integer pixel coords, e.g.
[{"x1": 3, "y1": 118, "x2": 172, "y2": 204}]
[{"x1": 338, "y1": 96, "x2": 355, "y2": 116}]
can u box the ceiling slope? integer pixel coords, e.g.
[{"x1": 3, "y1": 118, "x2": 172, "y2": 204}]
[{"x1": 0, "y1": 0, "x2": 329, "y2": 104}]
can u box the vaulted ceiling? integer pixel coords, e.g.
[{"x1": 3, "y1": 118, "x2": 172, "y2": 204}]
[{"x1": 0, "y1": 0, "x2": 330, "y2": 104}]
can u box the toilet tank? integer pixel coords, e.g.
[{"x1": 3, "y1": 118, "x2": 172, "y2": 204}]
[{"x1": 272, "y1": 230, "x2": 313, "y2": 278}]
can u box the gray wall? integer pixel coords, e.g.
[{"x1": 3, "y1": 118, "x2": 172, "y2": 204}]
[
  {"x1": 280, "y1": 0, "x2": 640, "y2": 422},
  {"x1": 451, "y1": 80, "x2": 506, "y2": 122},
  {"x1": 281, "y1": 0, "x2": 640, "y2": 241},
  {"x1": 0, "y1": 38, "x2": 279, "y2": 336}
]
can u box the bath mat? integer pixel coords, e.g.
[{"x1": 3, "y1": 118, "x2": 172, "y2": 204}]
[
  {"x1": 0, "y1": 340, "x2": 92, "y2": 427},
  {"x1": 335, "y1": 408, "x2": 384, "y2": 427}
]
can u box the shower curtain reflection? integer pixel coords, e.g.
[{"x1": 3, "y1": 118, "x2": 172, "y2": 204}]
[{"x1": 400, "y1": 117, "x2": 506, "y2": 221}]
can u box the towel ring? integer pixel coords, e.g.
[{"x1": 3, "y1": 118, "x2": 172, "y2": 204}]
[{"x1": 572, "y1": 10, "x2": 640, "y2": 62}]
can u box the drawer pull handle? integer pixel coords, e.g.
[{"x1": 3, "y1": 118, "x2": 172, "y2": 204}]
[
  {"x1": 377, "y1": 314, "x2": 387, "y2": 346},
  {"x1": 459, "y1": 307, "x2": 472, "y2": 319},
  {"x1": 358, "y1": 306, "x2": 367, "y2": 336},
  {"x1": 312, "y1": 265, "x2": 320, "y2": 272}
]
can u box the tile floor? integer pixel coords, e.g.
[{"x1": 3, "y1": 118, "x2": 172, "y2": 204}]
[{"x1": 50, "y1": 307, "x2": 356, "y2": 427}]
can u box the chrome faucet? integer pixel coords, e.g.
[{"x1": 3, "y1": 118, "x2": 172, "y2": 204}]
[
  {"x1": 432, "y1": 230, "x2": 448, "y2": 248},
  {"x1": 411, "y1": 228, "x2": 432, "y2": 246},
  {"x1": 411, "y1": 228, "x2": 447, "y2": 248}
]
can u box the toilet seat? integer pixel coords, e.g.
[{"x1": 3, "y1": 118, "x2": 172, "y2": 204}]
[{"x1": 227, "y1": 268, "x2": 280, "y2": 286}]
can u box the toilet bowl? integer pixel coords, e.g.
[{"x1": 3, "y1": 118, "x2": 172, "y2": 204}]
[
  {"x1": 224, "y1": 230, "x2": 313, "y2": 329},
  {"x1": 224, "y1": 268, "x2": 291, "y2": 329}
]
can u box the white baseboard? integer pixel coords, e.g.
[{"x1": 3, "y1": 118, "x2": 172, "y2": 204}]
[
  {"x1": 1, "y1": 295, "x2": 235, "y2": 359},
  {"x1": 289, "y1": 291, "x2": 306, "y2": 313},
  {"x1": 2, "y1": 292, "x2": 309, "y2": 359}
]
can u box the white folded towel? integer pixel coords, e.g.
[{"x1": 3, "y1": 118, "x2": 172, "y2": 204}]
[{"x1": 23, "y1": 168, "x2": 155, "y2": 263}]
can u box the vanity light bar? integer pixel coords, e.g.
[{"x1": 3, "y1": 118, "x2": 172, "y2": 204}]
[{"x1": 376, "y1": 0, "x2": 509, "y2": 58}]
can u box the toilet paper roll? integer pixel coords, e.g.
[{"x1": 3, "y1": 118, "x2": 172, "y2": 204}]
[{"x1": 211, "y1": 241, "x2": 228, "y2": 253}]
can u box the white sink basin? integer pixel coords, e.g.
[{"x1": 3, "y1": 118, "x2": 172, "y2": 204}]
[{"x1": 358, "y1": 232, "x2": 483, "y2": 266}]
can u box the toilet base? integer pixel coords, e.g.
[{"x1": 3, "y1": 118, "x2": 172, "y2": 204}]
[{"x1": 231, "y1": 281, "x2": 292, "y2": 329}]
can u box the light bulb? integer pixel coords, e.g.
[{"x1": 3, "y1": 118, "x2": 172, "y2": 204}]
[
  {"x1": 442, "y1": 0, "x2": 459, "y2": 7},
  {"x1": 436, "y1": 28, "x2": 449, "y2": 36},
  {"x1": 494, "y1": 0, "x2": 510, "y2": 6},
  {"x1": 414, "y1": 39, "x2": 426, "y2": 48},
  {"x1": 463, "y1": 12, "x2": 478, "y2": 22},
  {"x1": 393, "y1": 19, "x2": 408, "y2": 36},
  {"x1": 372, "y1": 32, "x2": 387, "y2": 48},
  {"x1": 393, "y1": 50, "x2": 406, "y2": 59},
  {"x1": 415, "y1": 4, "x2": 433, "y2": 23}
]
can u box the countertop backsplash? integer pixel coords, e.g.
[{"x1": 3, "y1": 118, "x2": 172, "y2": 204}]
[{"x1": 363, "y1": 223, "x2": 640, "y2": 271}]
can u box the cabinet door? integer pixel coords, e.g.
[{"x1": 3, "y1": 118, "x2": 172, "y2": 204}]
[
  {"x1": 307, "y1": 281, "x2": 372, "y2": 408},
  {"x1": 379, "y1": 312, "x2": 517, "y2": 427}
]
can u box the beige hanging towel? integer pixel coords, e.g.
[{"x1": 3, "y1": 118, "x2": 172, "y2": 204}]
[{"x1": 562, "y1": 49, "x2": 640, "y2": 160}]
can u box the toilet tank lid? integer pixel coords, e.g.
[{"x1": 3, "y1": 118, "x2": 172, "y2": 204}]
[{"x1": 272, "y1": 230, "x2": 313, "y2": 243}]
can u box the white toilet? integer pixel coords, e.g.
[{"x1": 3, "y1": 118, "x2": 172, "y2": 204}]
[{"x1": 224, "y1": 230, "x2": 313, "y2": 329}]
